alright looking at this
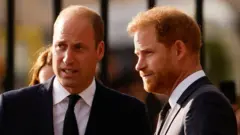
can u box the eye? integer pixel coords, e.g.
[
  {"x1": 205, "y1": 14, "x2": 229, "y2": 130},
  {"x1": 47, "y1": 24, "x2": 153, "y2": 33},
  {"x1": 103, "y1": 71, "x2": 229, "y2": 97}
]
[
  {"x1": 143, "y1": 50, "x2": 153, "y2": 56},
  {"x1": 75, "y1": 43, "x2": 82, "y2": 49},
  {"x1": 73, "y1": 43, "x2": 85, "y2": 52},
  {"x1": 55, "y1": 42, "x2": 65, "y2": 50}
]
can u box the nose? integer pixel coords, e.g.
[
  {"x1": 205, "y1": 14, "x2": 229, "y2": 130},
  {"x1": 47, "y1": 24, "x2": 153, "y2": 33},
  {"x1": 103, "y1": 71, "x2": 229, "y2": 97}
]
[
  {"x1": 63, "y1": 49, "x2": 74, "y2": 65},
  {"x1": 135, "y1": 57, "x2": 146, "y2": 71}
]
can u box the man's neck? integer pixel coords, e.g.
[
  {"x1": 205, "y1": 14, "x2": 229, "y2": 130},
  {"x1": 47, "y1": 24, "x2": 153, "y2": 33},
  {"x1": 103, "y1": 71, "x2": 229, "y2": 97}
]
[
  {"x1": 63, "y1": 79, "x2": 94, "y2": 94},
  {"x1": 167, "y1": 65, "x2": 202, "y2": 97}
]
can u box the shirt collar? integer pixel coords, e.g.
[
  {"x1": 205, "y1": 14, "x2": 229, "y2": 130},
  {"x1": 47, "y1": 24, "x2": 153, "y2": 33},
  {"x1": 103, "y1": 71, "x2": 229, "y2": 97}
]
[
  {"x1": 52, "y1": 78, "x2": 96, "y2": 107},
  {"x1": 169, "y1": 70, "x2": 205, "y2": 108}
]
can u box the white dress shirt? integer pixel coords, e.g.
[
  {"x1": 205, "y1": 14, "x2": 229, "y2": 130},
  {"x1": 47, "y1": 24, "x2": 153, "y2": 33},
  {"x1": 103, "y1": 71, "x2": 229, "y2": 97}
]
[
  {"x1": 52, "y1": 78, "x2": 96, "y2": 135},
  {"x1": 169, "y1": 70, "x2": 205, "y2": 108}
]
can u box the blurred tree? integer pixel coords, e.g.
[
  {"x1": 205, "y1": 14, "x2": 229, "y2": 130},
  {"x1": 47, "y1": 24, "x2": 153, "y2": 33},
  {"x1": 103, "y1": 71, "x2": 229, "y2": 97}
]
[{"x1": 205, "y1": 41, "x2": 233, "y2": 86}]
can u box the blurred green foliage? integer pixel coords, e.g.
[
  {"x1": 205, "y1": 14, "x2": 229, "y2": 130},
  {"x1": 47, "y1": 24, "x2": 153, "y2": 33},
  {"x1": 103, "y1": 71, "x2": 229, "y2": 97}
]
[{"x1": 205, "y1": 40, "x2": 233, "y2": 86}]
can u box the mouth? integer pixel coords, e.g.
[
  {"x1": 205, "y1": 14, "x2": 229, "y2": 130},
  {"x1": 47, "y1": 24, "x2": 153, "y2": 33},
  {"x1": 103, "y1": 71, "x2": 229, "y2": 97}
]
[
  {"x1": 61, "y1": 69, "x2": 78, "y2": 76},
  {"x1": 140, "y1": 73, "x2": 153, "y2": 78}
]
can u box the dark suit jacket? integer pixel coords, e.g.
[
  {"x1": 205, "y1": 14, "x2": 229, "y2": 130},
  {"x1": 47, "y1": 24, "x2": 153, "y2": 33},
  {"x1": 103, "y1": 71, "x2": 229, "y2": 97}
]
[
  {"x1": 0, "y1": 77, "x2": 152, "y2": 135},
  {"x1": 155, "y1": 77, "x2": 237, "y2": 135}
]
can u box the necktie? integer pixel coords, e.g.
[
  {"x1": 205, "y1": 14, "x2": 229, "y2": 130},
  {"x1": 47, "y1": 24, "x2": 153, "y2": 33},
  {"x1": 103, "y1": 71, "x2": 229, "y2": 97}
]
[
  {"x1": 63, "y1": 94, "x2": 81, "y2": 135},
  {"x1": 157, "y1": 102, "x2": 171, "y2": 135}
]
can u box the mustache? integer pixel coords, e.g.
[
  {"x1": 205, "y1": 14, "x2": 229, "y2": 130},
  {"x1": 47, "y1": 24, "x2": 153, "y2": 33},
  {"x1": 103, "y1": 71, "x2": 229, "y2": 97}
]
[{"x1": 139, "y1": 71, "x2": 153, "y2": 77}]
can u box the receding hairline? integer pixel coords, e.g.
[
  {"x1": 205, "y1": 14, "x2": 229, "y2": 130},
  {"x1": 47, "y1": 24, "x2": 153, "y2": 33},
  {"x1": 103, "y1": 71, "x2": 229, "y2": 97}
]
[
  {"x1": 53, "y1": 5, "x2": 104, "y2": 46},
  {"x1": 54, "y1": 5, "x2": 97, "y2": 27}
]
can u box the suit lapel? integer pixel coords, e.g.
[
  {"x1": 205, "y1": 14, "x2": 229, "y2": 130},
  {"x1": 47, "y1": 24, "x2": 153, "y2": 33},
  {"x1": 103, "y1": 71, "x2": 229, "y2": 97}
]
[
  {"x1": 84, "y1": 81, "x2": 107, "y2": 135},
  {"x1": 155, "y1": 114, "x2": 163, "y2": 135},
  {"x1": 177, "y1": 77, "x2": 211, "y2": 105},
  {"x1": 37, "y1": 77, "x2": 55, "y2": 135},
  {"x1": 160, "y1": 104, "x2": 181, "y2": 135},
  {"x1": 157, "y1": 76, "x2": 211, "y2": 135}
]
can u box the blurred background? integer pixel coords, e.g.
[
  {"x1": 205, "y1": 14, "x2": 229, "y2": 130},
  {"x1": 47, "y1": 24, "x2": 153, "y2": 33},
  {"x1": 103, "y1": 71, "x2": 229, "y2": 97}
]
[{"x1": 0, "y1": 0, "x2": 240, "y2": 109}]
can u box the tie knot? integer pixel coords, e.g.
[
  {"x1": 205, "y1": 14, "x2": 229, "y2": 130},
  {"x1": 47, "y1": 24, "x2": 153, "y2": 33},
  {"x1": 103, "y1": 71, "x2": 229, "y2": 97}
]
[{"x1": 68, "y1": 94, "x2": 81, "y2": 108}]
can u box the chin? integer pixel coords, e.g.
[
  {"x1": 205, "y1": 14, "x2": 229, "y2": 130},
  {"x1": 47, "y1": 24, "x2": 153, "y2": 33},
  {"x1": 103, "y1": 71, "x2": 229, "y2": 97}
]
[
  {"x1": 144, "y1": 82, "x2": 165, "y2": 94},
  {"x1": 143, "y1": 84, "x2": 155, "y2": 93},
  {"x1": 144, "y1": 88, "x2": 152, "y2": 93},
  {"x1": 60, "y1": 79, "x2": 76, "y2": 87}
]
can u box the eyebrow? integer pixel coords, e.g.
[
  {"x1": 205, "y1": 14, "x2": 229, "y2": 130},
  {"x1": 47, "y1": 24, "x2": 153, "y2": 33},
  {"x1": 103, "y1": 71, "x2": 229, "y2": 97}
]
[
  {"x1": 73, "y1": 42, "x2": 87, "y2": 48},
  {"x1": 135, "y1": 47, "x2": 153, "y2": 53},
  {"x1": 55, "y1": 40, "x2": 66, "y2": 45},
  {"x1": 55, "y1": 40, "x2": 86, "y2": 46}
]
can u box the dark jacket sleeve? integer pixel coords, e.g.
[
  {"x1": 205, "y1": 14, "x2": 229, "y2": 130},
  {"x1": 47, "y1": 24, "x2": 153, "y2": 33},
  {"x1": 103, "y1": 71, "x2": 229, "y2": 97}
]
[
  {"x1": 184, "y1": 91, "x2": 237, "y2": 135},
  {"x1": 131, "y1": 100, "x2": 153, "y2": 135}
]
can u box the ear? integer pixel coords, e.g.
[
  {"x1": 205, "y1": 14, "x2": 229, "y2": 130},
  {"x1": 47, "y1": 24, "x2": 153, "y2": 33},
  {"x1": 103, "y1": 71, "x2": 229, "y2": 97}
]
[
  {"x1": 173, "y1": 40, "x2": 187, "y2": 60},
  {"x1": 96, "y1": 41, "x2": 105, "y2": 61}
]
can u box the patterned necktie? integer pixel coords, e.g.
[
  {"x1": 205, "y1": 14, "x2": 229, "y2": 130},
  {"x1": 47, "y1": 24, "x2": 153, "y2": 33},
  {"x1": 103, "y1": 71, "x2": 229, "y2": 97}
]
[{"x1": 63, "y1": 94, "x2": 81, "y2": 135}]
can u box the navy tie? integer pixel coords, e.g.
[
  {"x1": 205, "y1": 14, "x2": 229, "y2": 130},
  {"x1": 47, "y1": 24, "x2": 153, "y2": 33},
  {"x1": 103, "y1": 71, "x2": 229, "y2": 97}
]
[
  {"x1": 158, "y1": 102, "x2": 170, "y2": 135},
  {"x1": 63, "y1": 94, "x2": 81, "y2": 135}
]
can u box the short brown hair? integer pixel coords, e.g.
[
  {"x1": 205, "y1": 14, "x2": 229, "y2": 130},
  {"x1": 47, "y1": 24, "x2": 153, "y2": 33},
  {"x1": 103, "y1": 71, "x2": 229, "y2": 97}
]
[
  {"x1": 55, "y1": 5, "x2": 104, "y2": 46},
  {"x1": 29, "y1": 46, "x2": 52, "y2": 86},
  {"x1": 127, "y1": 6, "x2": 201, "y2": 52}
]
